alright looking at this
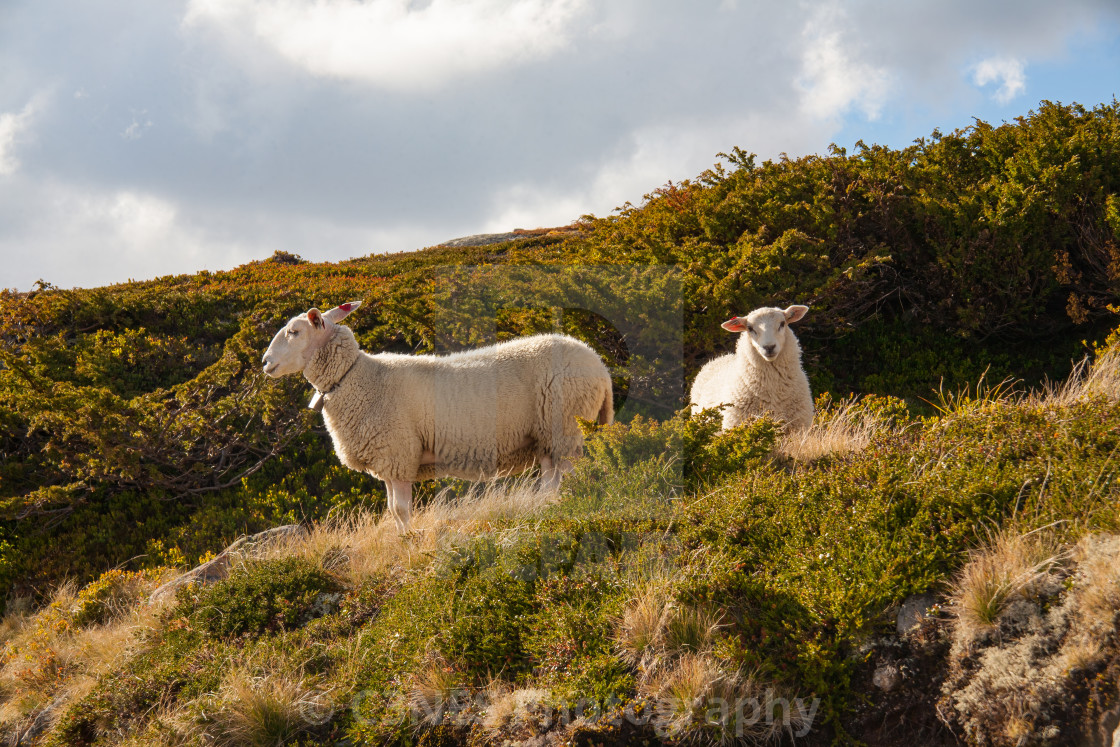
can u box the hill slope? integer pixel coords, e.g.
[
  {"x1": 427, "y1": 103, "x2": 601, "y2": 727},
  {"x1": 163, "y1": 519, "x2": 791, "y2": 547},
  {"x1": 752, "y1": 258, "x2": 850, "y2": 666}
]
[{"x1": 0, "y1": 99, "x2": 1119, "y2": 745}]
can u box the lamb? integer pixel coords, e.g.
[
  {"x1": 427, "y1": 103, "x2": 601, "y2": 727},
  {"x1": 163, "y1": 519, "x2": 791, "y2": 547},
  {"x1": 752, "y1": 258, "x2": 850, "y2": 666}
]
[
  {"x1": 262, "y1": 302, "x2": 614, "y2": 533},
  {"x1": 690, "y1": 304, "x2": 813, "y2": 431}
]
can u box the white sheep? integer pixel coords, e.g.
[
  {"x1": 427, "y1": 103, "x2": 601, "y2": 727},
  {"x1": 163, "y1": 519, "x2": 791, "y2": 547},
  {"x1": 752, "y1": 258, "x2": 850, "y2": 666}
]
[
  {"x1": 690, "y1": 305, "x2": 813, "y2": 431},
  {"x1": 262, "y1": 302, "x2": 614, "y2": 532}
]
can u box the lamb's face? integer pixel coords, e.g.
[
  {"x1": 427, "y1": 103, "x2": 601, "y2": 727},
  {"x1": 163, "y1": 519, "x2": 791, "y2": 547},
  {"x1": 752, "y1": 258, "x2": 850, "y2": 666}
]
[{"x1": 721, "y1": 305, "x2": 809, "y2": 362}]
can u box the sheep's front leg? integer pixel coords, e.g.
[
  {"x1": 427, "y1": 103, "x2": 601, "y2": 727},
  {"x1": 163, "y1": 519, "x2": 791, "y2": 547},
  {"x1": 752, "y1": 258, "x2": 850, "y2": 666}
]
[
  {"x1": 386, "y1": 479, "x2": 413, "y2": 534},
  {"x1": 539, "y1": 456, "x2": 564, "y2": 493}
]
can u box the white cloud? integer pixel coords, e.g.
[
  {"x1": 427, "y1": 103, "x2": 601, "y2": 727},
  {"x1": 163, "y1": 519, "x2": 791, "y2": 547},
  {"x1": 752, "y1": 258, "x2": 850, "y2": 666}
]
[
  {"x1": 0, "y1": 178, "x2": 445, "y2": 289},
  {"x1": 483, "y1": 112, "x2": 834, "y2": 232},
  {"x1": 796, "y1": 3, "x2": 891, "y2": 121},
  {"x1": 972, "y1": 56, "x2": 1026, "y2": 103},
  {"x1": 0, "y1": 97, "x2": 45, "y2": 176},
  {"x1": 182, "y1": 0, "x2": 592, "y2": 90},
  {"x1": 3, "y1": 0, "x2": 1119, "y2": 290}
]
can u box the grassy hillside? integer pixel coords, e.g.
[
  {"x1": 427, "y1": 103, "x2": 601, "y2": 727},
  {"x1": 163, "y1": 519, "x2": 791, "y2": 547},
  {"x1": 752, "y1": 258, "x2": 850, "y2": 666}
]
[{"x1": 1, "y1": 99, "x2": 1119, "y2": 745}]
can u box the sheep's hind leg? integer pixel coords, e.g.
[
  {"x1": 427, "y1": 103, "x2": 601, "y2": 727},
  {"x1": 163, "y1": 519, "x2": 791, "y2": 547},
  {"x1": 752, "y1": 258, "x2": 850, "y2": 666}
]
[{"x1": 387, "y1": 480, "x2": 413, "y2": 535}]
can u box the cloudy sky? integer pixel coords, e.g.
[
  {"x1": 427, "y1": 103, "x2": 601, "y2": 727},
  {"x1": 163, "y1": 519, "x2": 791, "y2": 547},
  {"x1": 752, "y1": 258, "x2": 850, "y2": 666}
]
[{"x1": 1, "y1": 0, "x2": 1118, "y2": 290}]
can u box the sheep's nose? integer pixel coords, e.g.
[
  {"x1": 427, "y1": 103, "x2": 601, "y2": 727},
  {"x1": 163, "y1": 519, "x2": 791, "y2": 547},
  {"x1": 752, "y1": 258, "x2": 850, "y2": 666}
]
[{"x1": 763, "y1": 344, "x2": 777, "y2": 357}]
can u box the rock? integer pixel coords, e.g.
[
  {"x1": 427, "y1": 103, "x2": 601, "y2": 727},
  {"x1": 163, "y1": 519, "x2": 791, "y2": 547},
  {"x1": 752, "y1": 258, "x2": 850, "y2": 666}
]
[
  {"x1": 439, "y1": 232, "x2": 523, "y2": 248},
  {"x1": 148, "y1": 524, "x2": 308, "y2": 604},
  {"x1": 1102, "y1": 701, "x2": 1120, "y2": 747},
  {"x1": 896, "y1": 592, "x2": 940, "y2": 635},
  {"x1": 439, "y1": 225, "x2": 581, "y2": 248},
  {"x1": 16, "y1": 696, "x2": 66, "y2": 745},
  {"x1": 872, "y1": 663, "x2": 903, "y2": 692}
]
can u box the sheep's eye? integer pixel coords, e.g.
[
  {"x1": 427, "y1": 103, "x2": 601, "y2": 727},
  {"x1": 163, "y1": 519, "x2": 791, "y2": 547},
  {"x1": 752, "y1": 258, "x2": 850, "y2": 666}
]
[
  {"x1": 746, "y1": 325, "x2": 754, "y2": 334},
  {"x1": 287, "y1": 329, "x2": 298, "y2": 337},
  {"x1": 780, "y1": 321, "x2": 786, "y2": 329}
]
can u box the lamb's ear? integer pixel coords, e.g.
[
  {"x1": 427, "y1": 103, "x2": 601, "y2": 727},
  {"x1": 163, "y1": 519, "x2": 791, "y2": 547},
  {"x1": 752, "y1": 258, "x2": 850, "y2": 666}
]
[
  {"x1": 721, "y1": 316, "x2": 749, "y2": 333},
  {"x1": 323, "y1": 301, "x2": 361, "y2": 324},
  {"x1": 307, "y1": 308, "x2": 325, "y2": 329},
  {"x1": 784, "y1": 305, "x2": 809, "y2": 323}
]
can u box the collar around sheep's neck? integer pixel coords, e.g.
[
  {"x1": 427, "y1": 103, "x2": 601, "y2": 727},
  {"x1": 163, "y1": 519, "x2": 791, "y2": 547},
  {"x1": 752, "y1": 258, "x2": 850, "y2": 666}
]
[{"x1": 307, "y1": 343, "x2": 360, "y2": 413}]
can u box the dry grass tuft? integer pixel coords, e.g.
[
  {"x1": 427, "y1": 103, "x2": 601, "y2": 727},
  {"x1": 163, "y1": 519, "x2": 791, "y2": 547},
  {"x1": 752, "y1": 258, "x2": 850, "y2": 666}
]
[
  {"x1": 255, "y1": 476, "x2": 556, "y2": 583},
  {"x1": 778, "y1": 398, "x2": 889, "y2": 461},
  {"x1": 407, "y1": 656, "x2": 466, "y2": 730},
  {"x1": 614, "y1": 583, "x2": 721, "y2": 674},
  {"x1": 948, "y1": 527, "x2": 1065, "y2": 645},
  {"x1": 162, "y1": 665, "x2": 326, "y2": 747},
  {"x1": 0, "y1": 570, "x2": 171, "y2": 733},
  {"x1": 1036, "y1": 346, "x2": 1120, "y2": 408},
  {"x1": 615, "y1": 583, "x2": 672, "y2": 669},
  {"x1": 662, "y1": 602, "x2": 724, "y2": 657},
  {"x1": 645, "y1": 653, "x2": 796, "y2": 745},
  {"x1": 214, "y1": 669, "x2": 316, "y2": 747}
]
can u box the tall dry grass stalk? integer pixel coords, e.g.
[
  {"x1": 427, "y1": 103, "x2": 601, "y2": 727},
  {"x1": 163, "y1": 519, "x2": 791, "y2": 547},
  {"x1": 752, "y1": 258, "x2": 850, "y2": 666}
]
[
  {"x1": 1035, "y1": 346, "x2": 1120, "y2": 408},
  {"x1": 254, "y1": 476, "x2": 557, "y2": 583}
]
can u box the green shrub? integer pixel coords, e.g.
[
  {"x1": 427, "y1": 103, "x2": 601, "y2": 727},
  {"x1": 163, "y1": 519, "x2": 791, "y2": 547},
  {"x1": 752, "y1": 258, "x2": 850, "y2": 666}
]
[
  {"x1": 180, "y1": 557, "x2": 341, "y2": 638},
  {"x1": 681, "y1": 410, "x2": 778, "y2": 487},
  {"x1": 437, "y1": 559, "x2": 538, "y2": 681},
  {"x1": 524, "y1": 574, "x2": 632, "y2": 703}
]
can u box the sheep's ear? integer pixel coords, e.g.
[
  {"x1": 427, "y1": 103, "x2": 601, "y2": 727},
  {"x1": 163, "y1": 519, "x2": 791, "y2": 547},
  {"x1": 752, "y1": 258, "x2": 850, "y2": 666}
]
[
  {"x1": 323, "y1": 301, "x2": 361, "y2": 324},
  {"x1": 307, "y1": 308, "x2": 325, "y2": 329},
  {"x1": 721, "y1": 316, "x2": 749, "y2": 333},
  {"x1": 784, "y1": 305, "x2": 809, "y2": 323}
]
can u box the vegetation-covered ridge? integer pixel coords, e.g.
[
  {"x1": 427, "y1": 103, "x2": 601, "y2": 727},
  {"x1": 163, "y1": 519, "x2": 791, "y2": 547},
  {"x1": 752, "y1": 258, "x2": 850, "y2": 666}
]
[
  {"x1": 2, "y1": 352, "x2": 1119, "y2": 746},
  {"x1": 0, "y1": 99, "x2": 1118, "y2": 744}
]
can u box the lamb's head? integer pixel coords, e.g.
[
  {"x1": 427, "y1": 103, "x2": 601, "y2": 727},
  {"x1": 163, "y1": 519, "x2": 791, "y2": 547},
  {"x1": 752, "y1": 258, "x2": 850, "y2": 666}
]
[
  {"x1": 262, "y1": 301, "x2": 361, "y2": 378},
  {"x1": 721, "y1": 305, "x2": 808, "y2": 362}
]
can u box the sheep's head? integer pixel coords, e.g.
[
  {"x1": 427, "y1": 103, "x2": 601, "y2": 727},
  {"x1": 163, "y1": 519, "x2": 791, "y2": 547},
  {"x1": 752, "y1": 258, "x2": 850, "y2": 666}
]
[
  {"x1": 262, "y1": 301, "x2": 361, "y2": 378},
  {"x1": 721, "y1": 305, "x2": 808, "y2": 362}
]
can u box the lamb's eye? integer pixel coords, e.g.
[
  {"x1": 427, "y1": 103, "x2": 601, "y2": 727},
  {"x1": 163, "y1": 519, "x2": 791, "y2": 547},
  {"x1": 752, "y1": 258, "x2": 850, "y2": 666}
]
[
  {"x1": 746, "y1": 326, "x2": 754, "y2": 334},
  {"x1": 288, "y1": 329, "x2": 298, "y2": 337},
  {"x1": 780, "y1": 321, "x2": 786, "y2": 329}
]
